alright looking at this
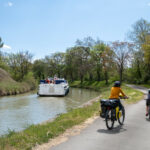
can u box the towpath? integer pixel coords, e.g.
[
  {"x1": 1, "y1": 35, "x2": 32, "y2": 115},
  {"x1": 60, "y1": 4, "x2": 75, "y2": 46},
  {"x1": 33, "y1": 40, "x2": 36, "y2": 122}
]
[{"x1": 48, "y1": 85, "x2": 150, "y2": 150}]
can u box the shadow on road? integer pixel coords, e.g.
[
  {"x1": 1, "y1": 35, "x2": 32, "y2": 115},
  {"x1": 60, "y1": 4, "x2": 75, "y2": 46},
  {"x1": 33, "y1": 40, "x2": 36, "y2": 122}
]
[{"x1": 97, "y1": 125, "x2": 127, "y2": 134}]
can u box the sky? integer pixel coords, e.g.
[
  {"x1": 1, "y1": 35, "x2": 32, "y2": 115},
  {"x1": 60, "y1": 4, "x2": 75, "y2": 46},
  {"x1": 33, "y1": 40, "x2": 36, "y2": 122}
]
[{"x1": 0, "y1": 0, "x2": 150, "y2": 59}]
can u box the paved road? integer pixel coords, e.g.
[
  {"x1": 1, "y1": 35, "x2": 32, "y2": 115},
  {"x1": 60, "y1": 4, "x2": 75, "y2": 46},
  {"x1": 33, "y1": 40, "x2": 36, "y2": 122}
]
[{"x1": 50, "y1": 85, "x2": 150, "y2": 150}]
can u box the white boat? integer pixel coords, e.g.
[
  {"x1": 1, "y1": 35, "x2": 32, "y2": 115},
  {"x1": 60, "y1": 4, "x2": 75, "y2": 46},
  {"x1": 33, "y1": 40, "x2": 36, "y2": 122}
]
[{"x1": 37, "y1": 78, "x2": 69, "y2": 96}]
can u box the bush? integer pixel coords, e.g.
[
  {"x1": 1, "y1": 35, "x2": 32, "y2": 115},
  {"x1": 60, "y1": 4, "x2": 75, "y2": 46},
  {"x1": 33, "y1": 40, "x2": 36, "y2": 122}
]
[{"x1": 23, "y1": 72, "x2": 37, "y2": 90}]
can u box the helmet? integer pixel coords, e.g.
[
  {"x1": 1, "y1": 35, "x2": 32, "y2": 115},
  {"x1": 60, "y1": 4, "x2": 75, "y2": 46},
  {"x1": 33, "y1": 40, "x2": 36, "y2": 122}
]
[{"x1": 114, "y1": 81, "x2": 121, "y2": 87}]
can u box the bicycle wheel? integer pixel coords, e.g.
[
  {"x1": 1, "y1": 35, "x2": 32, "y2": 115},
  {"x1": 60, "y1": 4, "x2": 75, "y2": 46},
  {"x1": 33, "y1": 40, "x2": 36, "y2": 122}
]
[
  {"x1": 118, "y1": 106, "x2": 125, "y2": 125},
  {"x1": 105, "y1": 109, "x2": 114, "y2": 130},
  {"x1": 148, "y1": 106, "x2": 150, "y2": 120}
]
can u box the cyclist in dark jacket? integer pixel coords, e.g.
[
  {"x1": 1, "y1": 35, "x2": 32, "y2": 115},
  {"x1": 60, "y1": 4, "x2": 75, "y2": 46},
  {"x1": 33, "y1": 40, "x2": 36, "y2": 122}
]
[{"x1": 146, "y1": 89, "x2": 150, "y2": 116}]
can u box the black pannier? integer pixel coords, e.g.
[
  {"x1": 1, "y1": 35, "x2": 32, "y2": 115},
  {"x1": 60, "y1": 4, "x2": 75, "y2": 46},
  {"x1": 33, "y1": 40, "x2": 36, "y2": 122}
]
[
  {"x1": 100, "y1": 99, "x2": 119, "y2": 118},
  {"x1": 100, "y1": 99, "x2": 107, "y2": 118}
]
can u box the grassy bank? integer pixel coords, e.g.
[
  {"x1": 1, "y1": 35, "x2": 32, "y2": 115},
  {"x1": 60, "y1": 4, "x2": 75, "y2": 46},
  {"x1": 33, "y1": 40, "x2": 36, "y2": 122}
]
[
  {"x1": 0, "y1": 81, "x2": 35, "y2": 96},
  {"x1": 139, "y1": 84, "x2": 150, "y2": 88},
  {"x1": 0, "y1": 68, "x2": 36, "y2": 96},
  {"x1": 70, "y1": 80, "x2": 111, "y2": 91},
  {"x1": 0, "y1": 81, "x2": 143, "y2": 150}
]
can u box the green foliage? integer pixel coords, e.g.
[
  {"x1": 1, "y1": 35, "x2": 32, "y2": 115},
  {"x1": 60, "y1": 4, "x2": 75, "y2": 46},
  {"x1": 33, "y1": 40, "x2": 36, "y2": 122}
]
[
  {"x1": 32, "y1": 40, "x2": 116, "y2": 84},
  {"x1": 0, "y1": 37, "x2": 4, "y2": 48},
  {"x1": 0, "y1": 68, "x2": 36, "y2": 96},
  {"x1": 70, "y1": 80, "x2": 113, "y2": 91},
  {"x1": 127, "y1": 18, "x2": 150, "y2": 83},
  {"x1": 142, "y1": 34, "x2": 150, "y2": 64},
  {"x1": 23, "y1": 72, "x2": 37, "y2": 90},
  {"x1": 32, "y1": 59, "x2": 46, "y2": 80},
  {"x1": 7, "y1": 51, "x2": 33, "y2": 81}
]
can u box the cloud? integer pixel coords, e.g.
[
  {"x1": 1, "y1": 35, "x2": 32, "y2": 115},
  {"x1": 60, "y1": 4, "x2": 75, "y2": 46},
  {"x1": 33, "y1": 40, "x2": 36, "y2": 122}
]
[
  {"x1": 148, "y1": 2, "x2": 150, "y2": 6},
  {"x1": 3, "y1": 44, "x2": 12, "y2": 50},
  {"x1": 7, "y1": 2, "x2": 13, "y2": 7}
]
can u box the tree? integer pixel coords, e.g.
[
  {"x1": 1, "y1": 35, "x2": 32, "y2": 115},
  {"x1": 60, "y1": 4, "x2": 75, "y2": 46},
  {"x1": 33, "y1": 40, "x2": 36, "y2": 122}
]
[
  {"x1": 0, "y1": 37, "x2": 4, "y2": 48},
  {"x1": 128, "y1": 18, "x2": 150, "y2": 83},
  {"x1": 67, "y1": 46, "x2": 90, "y2": 83},
  {"x1": 101, "y1": 45, "x2": 114, "y2": 84},
  {"x1": 65, "y1": 48, "x2": 76, "y2": 81},
  {"x1": 132, "y1": 51, "x2": 143, "y2": 79},
  {"x1": 0, "y1": 37, "x2": 4, "y2": 60},
  {"x1": 8, "y1": 51, "x2": 33, "y2": 81},
  {"x1": 128, "y1": 18, "x2": 150, "y2": 45},
  {"x1": 50, "y1": 52, "x2": 65, "y2": 78},
  {"x1": 0, "y1": 37, "x2": 8, "y2": 70},
  {"x1": 91, "y1": 42, "x2": 114, "y2": 83},
  {"x1": 111, "y1": 41, "x2": 134, "y2": 83},
  {"x1": 43, "y1": 52, "x2": 65, "y2": 78},
  {"x1": 75, "y1": 36, "x2": 96, "y2": 48},
  {"x1": 141, "y1": 34, "x2": 150, "y2": 81},
  {"x1": 142, "y1": 34, "x2": 150, "y2": 64},
  {"x1": 33, "y1": 59, "x2": 46, "y2": 80},
  {"x1": 91, "y1": 43, "x2": 104, "y2": 81}
]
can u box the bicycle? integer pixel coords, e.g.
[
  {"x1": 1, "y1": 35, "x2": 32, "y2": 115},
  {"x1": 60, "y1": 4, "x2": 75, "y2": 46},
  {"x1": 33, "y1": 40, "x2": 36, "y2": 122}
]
[{"x1": 100, "y1": 97, "x2": 127, "y2": 130}]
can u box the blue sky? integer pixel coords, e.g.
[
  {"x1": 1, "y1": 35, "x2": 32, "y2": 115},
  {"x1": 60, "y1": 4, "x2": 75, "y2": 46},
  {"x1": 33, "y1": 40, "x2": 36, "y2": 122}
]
[{"x1": 0, "y1": 0, "x2": 150, "y2": 59}]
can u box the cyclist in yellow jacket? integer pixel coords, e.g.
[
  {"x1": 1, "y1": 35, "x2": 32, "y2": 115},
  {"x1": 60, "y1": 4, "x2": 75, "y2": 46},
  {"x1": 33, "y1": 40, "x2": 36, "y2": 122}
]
[{"x1": 109, "y1": 81, "x2": 128, "y2": 109}]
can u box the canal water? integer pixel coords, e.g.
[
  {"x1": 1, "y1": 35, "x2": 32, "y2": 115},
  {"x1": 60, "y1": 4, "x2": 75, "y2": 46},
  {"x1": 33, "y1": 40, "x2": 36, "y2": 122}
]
[{"x1": 0, "y1": 88, "x2": 100, "y2": 135}]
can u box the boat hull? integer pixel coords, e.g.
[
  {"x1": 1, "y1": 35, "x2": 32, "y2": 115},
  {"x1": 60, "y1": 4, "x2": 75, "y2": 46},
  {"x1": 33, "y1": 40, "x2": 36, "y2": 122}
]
[{"x1": 37, "y1": 83, "x2": 69, "y2": 97}]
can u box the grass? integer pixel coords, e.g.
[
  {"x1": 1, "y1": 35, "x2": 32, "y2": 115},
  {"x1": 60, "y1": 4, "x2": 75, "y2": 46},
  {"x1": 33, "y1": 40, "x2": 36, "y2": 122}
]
[
  {"x1": 0, "y1": 80, "x2": 32, "y2": 96},
  {"x1": 138, "y1": 84, "x2": 150, "y2": 88},
  {"x1": 0, "y1": 81, "x2": 144, "y2": 150},
  {"x1": 0, "y1": 68, "x2": 36, "y2": 96},
  {"x1": 69, "y1": 80, "x2": 112, "y2": 91}
]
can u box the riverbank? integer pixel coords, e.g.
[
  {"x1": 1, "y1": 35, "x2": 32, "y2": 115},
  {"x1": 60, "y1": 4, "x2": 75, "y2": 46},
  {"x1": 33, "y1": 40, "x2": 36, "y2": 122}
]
[
  {"x1": 0, "y1": 82, "x2": 144, "y2": 150},
  {"x1": 0, "y1": 68, "x2": 36, "y2": 96},
  {"x1": 138, "y1": 84, "x2": 150, "y2": 88},
  {"x1": 69, "y1": 80, "x2": 110, "y2": 91}
]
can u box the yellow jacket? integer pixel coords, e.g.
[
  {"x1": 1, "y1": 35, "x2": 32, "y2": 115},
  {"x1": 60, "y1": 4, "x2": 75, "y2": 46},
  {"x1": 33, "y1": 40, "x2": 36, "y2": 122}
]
[{"x1": 109, "y1": 87, "x2": 125, "y2": 99}]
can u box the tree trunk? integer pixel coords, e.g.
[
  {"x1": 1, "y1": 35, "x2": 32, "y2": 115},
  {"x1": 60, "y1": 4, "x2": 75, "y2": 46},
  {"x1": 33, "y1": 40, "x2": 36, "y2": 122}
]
[
  {"x1": 70, "y1": 71, "x2": 73, "y2": 82},
  {"x1": 89, "y1": 72, "x2": 93, "y2": 81},
  {"x1": 105, "y1": 71, "x2": 108, "y2": 85},
  {"x1": 80, "y1": 74, "x2": 83, "y2": 84},
  {"x1": 119, "y1": 69, "x2": 123, "y2": 83},
  {"x1": 97, "y1": 69, "x2": 101, "y2": 81},
  {"x1": 137, "y1": 60, "x2": 142, "y2": 79}
]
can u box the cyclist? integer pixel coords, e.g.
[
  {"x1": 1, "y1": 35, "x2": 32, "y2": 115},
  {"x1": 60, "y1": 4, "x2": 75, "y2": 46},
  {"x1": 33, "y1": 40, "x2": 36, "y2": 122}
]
[
  {"x1": 146, "y1": 89, "x2": 150, "y2": 116},
  {"x1": 109, "y1": 81, "x2": 128, "y2": 110}
]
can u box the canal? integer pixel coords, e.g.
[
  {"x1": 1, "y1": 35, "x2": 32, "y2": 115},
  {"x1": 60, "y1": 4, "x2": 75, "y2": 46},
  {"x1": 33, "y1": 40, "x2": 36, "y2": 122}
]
[{"x1": 0, "y1": 88, "x2": 100, "y2": 135}]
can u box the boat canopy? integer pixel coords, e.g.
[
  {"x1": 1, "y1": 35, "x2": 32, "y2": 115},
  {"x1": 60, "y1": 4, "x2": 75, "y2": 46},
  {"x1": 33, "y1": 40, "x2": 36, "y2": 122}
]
[{"x1": 55, "y1": 80, "x2": 67, "y2": 84}]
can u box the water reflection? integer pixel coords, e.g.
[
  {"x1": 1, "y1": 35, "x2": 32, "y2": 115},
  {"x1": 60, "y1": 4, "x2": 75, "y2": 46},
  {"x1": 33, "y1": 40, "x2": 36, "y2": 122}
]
[{"x1": 0, "y1": 88, "x2": 99, "y2": 135}]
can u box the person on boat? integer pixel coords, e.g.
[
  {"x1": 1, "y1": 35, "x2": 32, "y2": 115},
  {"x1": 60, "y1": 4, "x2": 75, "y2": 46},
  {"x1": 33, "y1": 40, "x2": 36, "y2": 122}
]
[
  {"x1": 109, "y1": 81, "x2": 128, "y2": 109},
  {"x1": 146, "y1": 89, "x2": 150, "y2": 116},
  {"x1": 52, "y1": 80, "x2": 55, "y2": 84},
  {"x1": 46, "y1": 78, "x2": 50, "y2": 84}
]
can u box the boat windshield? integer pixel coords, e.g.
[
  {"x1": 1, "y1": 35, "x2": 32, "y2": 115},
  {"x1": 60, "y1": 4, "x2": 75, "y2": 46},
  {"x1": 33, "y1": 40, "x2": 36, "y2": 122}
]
[{"x1": 55, "y1": 80, "x2": 67, "y2": 84}]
